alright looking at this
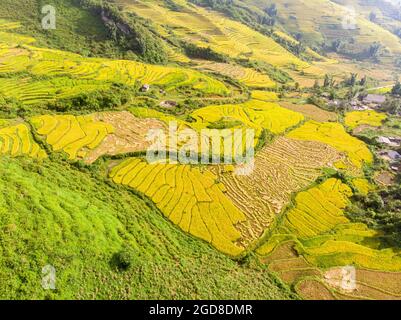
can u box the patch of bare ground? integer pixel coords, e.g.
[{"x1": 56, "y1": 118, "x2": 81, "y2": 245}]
[
  {"x1": 375, "y1": 171, "x2": 396, "y2": 186},
  {"x1": 279, "y1": 102, "x2": 337, "y2": 122},
  {"x1": 295, "y1": 279, "x2": 336, "y2": 300},
  {"x1": 210, "y1": 137, "x2": 345, "y2": 246},
  {"x1": 85, "y1": 111, "x2": 167, "y2": 163}
]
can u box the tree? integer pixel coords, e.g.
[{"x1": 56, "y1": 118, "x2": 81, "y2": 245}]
[
  {"x1": 367, "y1": 42, "x2": 383, "y2": 60},
  {"x1": 323, "y1": 74, "x2": 334, "y2": 88},
  {"x1": 369, "y1": 12, "x2": 377, "y2": 22},
  {"x1": 392, "y1": 81, "x2": 401, "y2": 96},
  {"x1": 360, "y1": 75, "x2": 367, "y2": 86},
  {"x1": 345, "y1": 73, "x2": 358, "y2": 87},
  {"x1": 265, "y1": 4, "x2": 277, "y2": 17}
]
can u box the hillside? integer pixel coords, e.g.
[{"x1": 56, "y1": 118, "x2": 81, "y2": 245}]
[
  {"x1": 0, "y1": 0, "x2": 401, "y2": 301},
  {"x1": 244, "y1": 0, "x2": 401, "y2": 64}
]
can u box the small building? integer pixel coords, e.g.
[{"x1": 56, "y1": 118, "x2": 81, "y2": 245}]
[
  {"x1": 363, "y1": 94, "x2": 386, "y2": 105},
  {"x1": 377, "y1": 136, "x2": 401, "y2": 147},
  {"x1": 160, "y1": 100, "x2": 177, "y2": 109},
  {"x1": 140, "y1": 84, "x2": 150, "y2": 92},
  {"x1": 378, "y1": 150, "x2": 401, "y2": 163}
]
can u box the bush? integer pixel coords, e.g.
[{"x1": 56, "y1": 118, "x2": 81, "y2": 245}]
[
  {"x1": 112, "y1": 244, "x2": 139, "y2": 271},
  {"x1": 46, "y1": 83, "x2": 138, "y2": 112}
]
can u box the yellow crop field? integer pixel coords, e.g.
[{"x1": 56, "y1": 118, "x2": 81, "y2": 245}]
[
  {"x1": 352, "y1": 178, "x2": 373, "y2": 195},
  {"x1": 194, "y1": 61, "x2": 276, "y2": 88},
  {"x1": 287, "y1": 121, "x2": 372, "y2": 169},
  {"x1": 304, "y1": 240, "x2": 401, "y2": 271},
  {"x1": 344, "y1": 110, "x2": 387, "y2": 129},
  {"x1": 116, "y1": 0, "x2": 309, "y2": 69},
  {"x1": 257, "y1": 179, "x2": 401, "y2": 273},
  {"x1": 251, "y1": 91, "x2": 279, "y2": 102},
  {"x1": 190, "y1": 100, "x2": 304, "y2": 137},
  {"x1": 0, "y1": 19, "x2": 21, "y2": 31},
  {"x1": 0, "y1": 29, "x2": 230, "y2": 105},
  {"x1": 284, "y1": 178, "x2": 352, "y2": 239},
  {"x1": 31, "y1": 115, "x2": 114, "y2": 160},
  {"x1": 109, "y1": 158, "x2": 246, "y2": 255},
  {"x1": 0, "y1": 123, "x2": 47, "y2": 158},
  {"x1": 210, "y1": 137, "x2": 345, "y2": 246}
]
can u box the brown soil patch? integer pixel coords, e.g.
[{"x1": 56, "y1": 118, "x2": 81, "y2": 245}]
[
  {"x1": 85, "y1": 111, "x2": 167, "y2": 163},
  {"x1": 211, "y1": 137, "x2": 345, "y2": 246},
  {"x1": 279, "y1": 102, "x2": 337, "y2": 122},
  {"x1": 295, "y1": 279, "x2": 336, "y2": 300}
]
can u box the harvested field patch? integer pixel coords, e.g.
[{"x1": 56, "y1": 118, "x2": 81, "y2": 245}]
[
  {"x1": 375, "y1": 171, "x2": 396, "y2": 186},
  {"x1": 84, "y1": 111, "x2": 167, "y2": 163},
  {"x1": 279, "y1": 102, "x2": 337, "y2": 122},
  {"x1": 324, "y1": 267, "x2": 401, "y2": 299},
  {"x1": 287, "y1": 121, "x2": 372, "y2": 169},
  {"x1": 209, "y1": 137, "x2": 345, "y2": 246},
  {"x1": 295, "y1": 279, "x2": 336, "y2": 300}
]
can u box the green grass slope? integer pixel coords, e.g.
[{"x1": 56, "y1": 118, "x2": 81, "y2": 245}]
[
  {"x1": 0, "y1": 156, "x2": 294, "y2": 299},
  {"x1": 0, "y1": 0, "x2": 123, "y2": 57}
]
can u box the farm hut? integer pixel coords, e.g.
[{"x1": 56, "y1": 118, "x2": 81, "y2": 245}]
[{"x1": 141, "y1": 84, "x2": 150, "y2": 92}]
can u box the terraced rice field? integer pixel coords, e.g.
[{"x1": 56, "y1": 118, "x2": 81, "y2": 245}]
[
  {"x1": 117, "y1": 0, "x2": 309, "y2": 69},
  {"x1": 0, "y1": 123, "x2": 46, "y2": 158},
  {"x1": 256, "y1": 177, "x2": 401, "y2": 299},
  {"x1": 84, "y1": 111, "x2": 167, "y2": 163},
  {"x1": 287, "y1": 121, "x2": 372, "y2": 169},
  {"x1": 194, "y1": 61, "x2": 276, "y2": 88},
  {"x1": 0, "y1": 29, "x2": 230, "y2": 105},
  {"x1": 109, "y1": 158, "x2": 246, "y2": 255},
  {"x1": 251, "y1": 91, "x2": 279, "y2": 102},
  {"x1": 31, "y1": 114, "x2": 114, "y2": 160},
  {"x1": 344, "y1": 110, "x2": 387, "y2": 130},
  {"x1": 208, "y1": 137, "x2": 345, "y2": 246},
  {"x1": 0, "y1": 77, "x2": 110, "y2": 105},
  {"x1": 261, "y1": 240, "x2": 401, "y2": 300},
  {"x1": 0, "y1": 19, "x2": 21, "y2": 31},
  {"x1": 279, "y1": 102, "x2": 337, "y2": 122},
  {"x1": 190, "y1": 100, "x2": 304, "y2": 139},
  {"x1": 258, "y1": 179, "x2": 401, "y2": 273},
  {"x1": 352, "y1": 178, "x2": 373, "y2": 195},
  {"x1": 284, "y1": 178, "x2": 352, "y2": 239}
]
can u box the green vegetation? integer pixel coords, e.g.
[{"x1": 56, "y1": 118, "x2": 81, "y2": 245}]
[
  {"x1": 0, "y1": 0, "x2": 122, "y2": 58},
  {"x1": 346, "y1": 186, "x2": 401, "y2": 248},
  {"x1": 0, "y1": 156, "x2": 294, "y2": 299}
]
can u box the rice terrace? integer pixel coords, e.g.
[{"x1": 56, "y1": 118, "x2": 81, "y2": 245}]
[{"x1": 0, "y1": 0, "x2": 401, "y2": 304}]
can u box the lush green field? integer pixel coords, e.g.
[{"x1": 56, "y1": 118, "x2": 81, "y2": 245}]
[
  {"x1": 0, "y1": 156, "x2": 294, "y2": 299},
  {"x1": 0, "y1": 0, "x2": 121, "y2": 57}
]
